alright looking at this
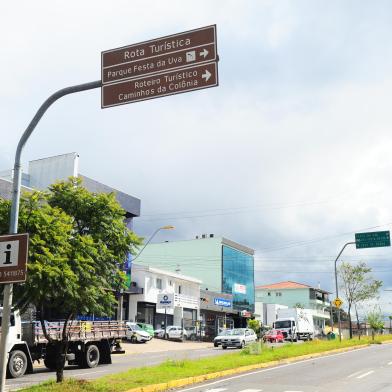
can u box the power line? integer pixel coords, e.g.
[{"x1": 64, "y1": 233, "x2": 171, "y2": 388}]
[{"x1": 138, "y1": 191, "x2": 383, "y2": 220}]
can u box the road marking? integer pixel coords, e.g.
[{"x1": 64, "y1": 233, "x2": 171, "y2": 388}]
[
  {"x1": 205, "y1": 389, "x2": 227, "y2": 392},
  {"x1": 347, "y1": 370, "x2": 364, "y2": 378},
  {"x1": 178, "y1": 346, "x2": 372, "y2": 392},
  {"x1": 238, "y1": 389, "x2": 262, "y2": 392},
  {"x1": 356, "y1": 370, "x2": 375, "y2": 379}
]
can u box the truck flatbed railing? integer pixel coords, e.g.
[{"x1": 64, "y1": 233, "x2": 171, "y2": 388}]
[{"x1": 32, "y1": 320, "x2": 127, "y2": 343}]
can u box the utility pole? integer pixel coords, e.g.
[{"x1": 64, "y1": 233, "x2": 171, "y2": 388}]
[
  {"x1": 0, "y1": 80, "x2": 101, "y2": 392},
  {"x1": 334, "y1": 242, "x2": 355, "y2": 342}
]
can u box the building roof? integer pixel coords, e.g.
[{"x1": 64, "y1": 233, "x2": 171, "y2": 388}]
[
  {"x1": 255, "y1": 281, "x2": 311, "y2": 290},
  {"x1": 132, "y1": 263, "x2": 202, "y2": 284}
]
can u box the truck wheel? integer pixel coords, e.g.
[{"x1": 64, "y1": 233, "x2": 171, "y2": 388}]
[
  {"x1": 44, "y1": 358, "x2": 56, "y2": 370},
  {"x1": 84, "y1": 345, "x2": 100, "y2": 368},
  {"x1": 222, "y1": 345, "x2": 227, "y2": 349},
  {"x1": 8, "y1": 350, "x2": 28, "y2": 378},
  {"x1": 240, "y1": 340, "x2": 245, "y2": 349},
  {"x1": 130, "y1": 335, "x2": 137, "y2": 343}
]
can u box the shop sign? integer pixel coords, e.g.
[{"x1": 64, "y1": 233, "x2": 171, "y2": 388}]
[
  {"x1": 233, "y1": 283, "x2": 247, "y2": 294},
  {"x1": 214, "y1": 298, "x2": 232, "y2": 307},
  {"x1": 157, "y1": 293, "x2": 174, "y2": 309}
]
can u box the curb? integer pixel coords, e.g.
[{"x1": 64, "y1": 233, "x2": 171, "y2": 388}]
[{"x1": 124, "y1": 343, "x2": 375, "y2": 392}]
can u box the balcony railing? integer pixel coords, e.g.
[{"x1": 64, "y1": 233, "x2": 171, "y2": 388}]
[{"x1": 174, "y1": 293, "x2": 199, "y2": 307}]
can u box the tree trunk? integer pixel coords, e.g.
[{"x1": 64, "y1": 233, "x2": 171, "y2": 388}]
[
  {"x1": 55, "y1": 340, "x2": 67, "y2": 383},
  {"x1": 355, "y1": 305, "x2": 360, "y2": 340},
  {"x1": 348, "y1": 305, "x2": 353, "y2": 339},
  {"x1": 55, "y1": 313, "x2": 73, "y2": 383}
]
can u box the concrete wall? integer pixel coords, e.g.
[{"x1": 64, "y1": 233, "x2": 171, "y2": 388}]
[
  {"x1": 255, "y1": 302, "x2": 288, "y2": 326},
  {"x1": 29, "y1": 153, "x2": 78, "y2": 189}
]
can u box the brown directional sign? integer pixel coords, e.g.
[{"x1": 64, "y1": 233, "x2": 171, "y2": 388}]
[
  {"x1": 102, "y1": 61, "x2": 218, "y2": 108},
  {"x1": 102, "y1": 25, "x2": 217, "y2": 84},
  {"x1": 101, "y1": 25, "x2": 218, "y2": 108},
  {"x1": 0, "y1": 233, "x2": 28, "y2": 284}
]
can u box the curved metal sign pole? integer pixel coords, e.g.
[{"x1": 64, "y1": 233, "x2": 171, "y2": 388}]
[
  {"x1": 334, "y1": 241, "x2": 355, "y2": 342},
  {"x1": 0, "y1": 80, "x2": 101, "y2": 391}
]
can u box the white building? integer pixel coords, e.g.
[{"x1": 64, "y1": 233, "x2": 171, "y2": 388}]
[
  {"x1": 128, "y1": 263, "x2": 201, "y2": 329},
  {"x1": 255, "y1": 302, "x2": 288, "y2": 327}
]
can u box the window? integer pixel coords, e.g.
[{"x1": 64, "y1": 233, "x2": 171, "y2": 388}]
[
  {"x1": 222, "y1": 245, "x2": 255, "y2": 312},
  {"x1": 178, "y1": 285, "x2": 182, "y2": 294},
  {"x1": 169, "y1": 280, "x2": 173, "y2": 286},
  {"x1": 275, "y1": 292, "x2": 282, "y2": 297},
  {"x1": 156, "y1": 278, "x2": 162, "y2": 290},
  {"x1": 267, "y1": 292, "x2": 271, "y2": 296}
]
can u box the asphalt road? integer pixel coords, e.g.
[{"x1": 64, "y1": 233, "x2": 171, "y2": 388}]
[
  {"x1": 5, "y1": 345, "x2": 225, "y2": 391},
  {"x1": 177, "y1": 344, "x2": 392, "y2": 392}
]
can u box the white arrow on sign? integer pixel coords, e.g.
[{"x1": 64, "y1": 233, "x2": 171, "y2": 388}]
[
  {"x1": 202, "y1": 70, "x2": 211, "y2": 82},
  {"x1": 199, "y1": 48, "x2": 209, "y2": 58}
]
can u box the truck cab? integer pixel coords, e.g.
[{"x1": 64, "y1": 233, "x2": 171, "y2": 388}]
[
  {"x1": 273, "y1": 308, "x2": 315, "y2": 341},
  {"x1": 273, "y1": 317, "x2": 296, "y2": 340},
  {"x1": 0, "y1": 308, "x2": 34, "y2": 378}
]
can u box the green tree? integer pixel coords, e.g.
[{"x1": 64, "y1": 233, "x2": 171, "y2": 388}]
[
  {"x1": 0, "y1": 178, "x2": 141, "y2": 382},
  {"x1": 247, "y1": 319, "x2": 261, "y2": 336},
  {"x1": 338, "y1": 261, "x2": 382, "y2": 339},
  {"x1": 366, "y1": 308, "x2": 384, "y2": 341}
]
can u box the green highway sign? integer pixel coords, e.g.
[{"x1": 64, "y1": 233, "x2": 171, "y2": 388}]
[{"x1": 355, "y1": 230, "x2": 391, "y2": 249}]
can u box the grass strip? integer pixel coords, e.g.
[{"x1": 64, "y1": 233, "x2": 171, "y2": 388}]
[{"x1": 20, "y1": 335, "x2": 392, "y2": 392}]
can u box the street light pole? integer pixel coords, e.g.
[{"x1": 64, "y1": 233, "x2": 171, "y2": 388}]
[
  {"x1": 334, "y1": 241, "x2": 355, "y2": 342},
  {"x1": 132, "y1": 225, "x2": 174, "y2": 262},
  {"x1": 0, "y1": 80, "x2": 101, "y2": 392}
]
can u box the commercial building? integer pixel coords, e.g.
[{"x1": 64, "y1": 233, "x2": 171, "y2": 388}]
[
  {"x1": 255, "y1": 303, "x2": 288, "y2": 327},
  {"x1": 200, "y1": 289, "x2": 236, "y2": 339},
  {"x1": 255, "y1": 281, "x2": 331, "y2": 334},
  {"x1": 128, "y1": 263, "x2": 201, "y2": 330},
  {"x1": 135, "y1": 235, "x2": 255, "y2": 326},
  {"x1": 0, "y1": 153, "x2": 140, "y2": 226}
]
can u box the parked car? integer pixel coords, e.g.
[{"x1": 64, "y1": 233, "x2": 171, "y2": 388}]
[
  {"x1": 160, "y1": 326, "x2": 188, "y2": 340},
  {"x1": 126, "y1": 322, "x2": 152, "y2": 343},
  {"x1": 220, "y1": 328, "x2": 257, "y2": 349},
  {"x1": 184, "y1": 326, "x2": 205, "y2": 340},
  {"x1": 213, "y1": 329, "x2": 233, "y2": 347},
  {"x1": 154, "y1": 328, "x2": 165, "y2": 338},
  {"x1": 263, "y1": 329, "x2": 284, "y2": 343},
  {"x1": 136, "y1": 322, "x2": 154, "y2": 337}
]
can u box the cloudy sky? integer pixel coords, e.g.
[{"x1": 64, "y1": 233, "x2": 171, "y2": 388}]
[{"x1": 1, "y1": 1, "x2": 392, "y2": 316}]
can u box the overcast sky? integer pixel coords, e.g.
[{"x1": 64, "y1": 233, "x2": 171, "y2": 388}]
[{"x1": 1, "y1": 1, "x2": 392, "y2": 316}]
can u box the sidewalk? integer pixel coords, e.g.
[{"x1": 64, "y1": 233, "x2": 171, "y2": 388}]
[{"x1": 121, "y1": 338, "x2": 212, "y2": 355}]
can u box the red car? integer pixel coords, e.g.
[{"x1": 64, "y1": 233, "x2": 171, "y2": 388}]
[{"x1": 264, "y1": 329, "x2": 284, "y2": 343}]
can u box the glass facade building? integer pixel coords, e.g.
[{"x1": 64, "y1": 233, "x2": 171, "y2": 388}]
[
  {"x1": 222, "y1": 245, "x2": 255, "y2": 312},
  {"x1": 135, "y1": 236, "x2": 255, "y2": 317}
]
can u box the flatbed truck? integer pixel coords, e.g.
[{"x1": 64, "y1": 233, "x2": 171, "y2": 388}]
[{"x1": 0, "y1": 307, "x2": 127, "y2": 378}]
